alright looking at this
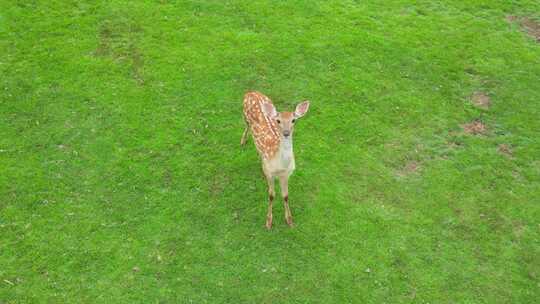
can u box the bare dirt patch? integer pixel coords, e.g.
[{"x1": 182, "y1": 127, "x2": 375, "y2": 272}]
[
  {"x1": 507, "y1": 15, "x2": 540, "y2": 42},
  {"x1": 471, "y1": 92, "x2": 490, "y2": 109},
  {"x1": 461, "y1": 120, "x2": 486, "y2": 135},
  {"x1": 498, "y1": 144, "x2": 513, "y2": 157}
]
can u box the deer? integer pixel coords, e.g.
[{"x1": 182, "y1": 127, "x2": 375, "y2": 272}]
[{"x1": 241, "y1": 91, "x2": 310, "y2": 229}]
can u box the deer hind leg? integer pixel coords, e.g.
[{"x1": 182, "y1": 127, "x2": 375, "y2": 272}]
[
  {"x1": 264, "y1": 172, "x2": 275, "y2": 229},
  {"x1": 279, "y1": 175, "x2": 294, "y2": 227},
  {"x1": 240, "y1": 125, "x2": 249, "y2": 146}
]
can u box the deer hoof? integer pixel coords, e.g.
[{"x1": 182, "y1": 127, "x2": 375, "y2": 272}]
[
  {"x1": 266, "y1": 217, "x2": 273, "y2": 229},
  {"x1": 286, "y1": 217, "x2": 294, "y2": 227}
]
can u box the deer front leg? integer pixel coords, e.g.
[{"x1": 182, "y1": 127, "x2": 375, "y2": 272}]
[
  {"x1": 265, "y1": 173, "x2": 275, "y2": 229},
  {"x1": 240, "y1": 126, "x2": 249, "y2": 146},
  {"x1": 279, "y1": 175, "x2": 294, "y2": 227}
]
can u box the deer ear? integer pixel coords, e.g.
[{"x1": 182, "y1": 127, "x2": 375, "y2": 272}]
[
  {"x1": 294, "y1": 101, "x2": 310, "y2": 118},
  {"x1": 261, "y1": 102, "x2": 278, "y2": 119}
]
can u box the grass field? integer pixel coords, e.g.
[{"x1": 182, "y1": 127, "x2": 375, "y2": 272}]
[{"x1": 2, "y1": 1, "x2": 540, "y2": 303}]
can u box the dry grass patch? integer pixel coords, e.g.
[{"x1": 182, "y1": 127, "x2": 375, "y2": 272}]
[
  {"x1": 498, "y1": 144, "x2": 513, "y2": 157},
  {"x1": 471, "y1": 92, "x2": 490, "y2": 109},
  {"x1": 461, "y1": 120, "x2": 487, "y2": 135},
  {"x1": 95, "y1": 19, "x2": 145, "y2": 85},
  {"x1": 396, "y1": 161, "x2": 421, "y2": 177},
  {"x1": 507, "y1": 16, "x2": 540, "y2": 42}
]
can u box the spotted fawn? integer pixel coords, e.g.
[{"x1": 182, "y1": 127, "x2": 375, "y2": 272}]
[{"x1": 241, "y1": 91, "x2": 310, "y2": 229}]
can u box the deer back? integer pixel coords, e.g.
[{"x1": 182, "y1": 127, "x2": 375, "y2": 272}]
[{"x1": 243, "y1": 91, "x2": 280, "y2": 160}]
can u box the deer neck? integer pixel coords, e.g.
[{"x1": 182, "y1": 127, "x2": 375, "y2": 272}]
[{"x1": 279, "y1": 136, "x2": 294, "y2": 164}]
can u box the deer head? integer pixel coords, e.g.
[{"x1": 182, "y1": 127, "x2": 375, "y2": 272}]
[{"x1": 261, "y1": 101, "x2": 310, "y2": 139}]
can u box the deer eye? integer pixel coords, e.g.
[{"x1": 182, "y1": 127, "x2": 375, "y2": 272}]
[
  {"x1": 276, "y1": 119, "x2": 281, "y2": 124},
  {"x1": 292, "y1": 119, "x2": 296, "y2": 123}
]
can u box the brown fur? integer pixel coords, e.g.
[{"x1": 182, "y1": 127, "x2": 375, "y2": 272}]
[{"x1": 242, "y1": 91, "x2": 281, "y2": 160}]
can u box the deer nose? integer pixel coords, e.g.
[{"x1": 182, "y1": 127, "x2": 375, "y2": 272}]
[{"x1": 283, "y1": 130, "x2": 290, "y2": 137}]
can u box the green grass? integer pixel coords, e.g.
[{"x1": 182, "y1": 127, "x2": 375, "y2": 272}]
[{"x1": 1, "y1": 1, "x2": 540, "y2": 303}]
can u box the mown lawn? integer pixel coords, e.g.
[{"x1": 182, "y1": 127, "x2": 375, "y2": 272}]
[{"x1": 1, "y1": 1, "x2": 539, "y2": 303}]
